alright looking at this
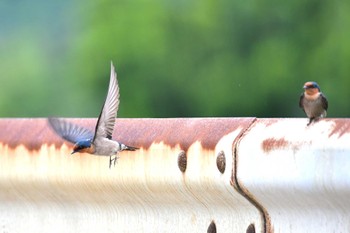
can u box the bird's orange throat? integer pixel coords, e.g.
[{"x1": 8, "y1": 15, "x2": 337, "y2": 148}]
[
  {"x1": 304, "y1": 89, "x2": 320, "y2": 101},
  {"x1": 79, "y1": 145, "x2": 96, "y2": 154}
]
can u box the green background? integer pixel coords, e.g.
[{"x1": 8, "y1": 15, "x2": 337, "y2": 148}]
[{"x1": 1, "y1": 1, "x2": 349, "y2": 118}]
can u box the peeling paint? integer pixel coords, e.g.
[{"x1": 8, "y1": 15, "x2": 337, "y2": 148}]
[
  {"x1": 326, "y1": 118, "x2": 350, "y2": 138},
  {"x1": 0, "y1": 118, "x2": 262, "y2": 232},
  {"x1": 261, "y1": 138, "x2": 290, "y2": 153},
  {"x1": 0, "y1": 118, "x2": 255, "y2": 152},
  {"x1": 237, "y1": 118, "x2": 350, "y2": 233}
]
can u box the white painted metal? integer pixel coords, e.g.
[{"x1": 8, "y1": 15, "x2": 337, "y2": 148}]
[
  {"x1": 237, "y1": 118, "x2": 350, "y2": 233},
  {"x1": 0, "y1": 127, "x2": 262, "y2": 232}
]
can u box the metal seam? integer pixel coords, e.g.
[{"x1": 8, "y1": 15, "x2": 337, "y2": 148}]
[{"x1": 232, "y1": 118, "x2": 269, "y2": 233}]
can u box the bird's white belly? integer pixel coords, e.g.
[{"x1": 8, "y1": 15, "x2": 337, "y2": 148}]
[
  {"x1": 93, "y1": 138, "x2": 121, "y2": 156},
  {"x1": 303, "y1": 98, "x2": 326, "y2": 118}
]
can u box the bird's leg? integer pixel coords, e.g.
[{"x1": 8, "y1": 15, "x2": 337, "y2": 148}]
[
  {"x1": 109, "y1": 155, "x2": 117, "y2": 169},
  {"x1": 108, "y1": 155, "x2": 120, "y2": 168},
  {"x1": 308, "y1": 117, "x2": 321, "y2": 126},
  {"x1": 109, "y1": 156, "x2": 113, "y2": 169},
  {"x1": 113, "y1": 155, "x2": 117, "y2": 167},
  {"x1": 113, "y1": 154, "x2": 120, "y2": 166},
  {"x1": 307, "y1": 118, "x2": 314, "y2": 126}
]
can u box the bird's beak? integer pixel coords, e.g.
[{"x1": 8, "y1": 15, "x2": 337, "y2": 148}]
[
  {"x1": 303, "y1": 85, "x2": 307, "y2": 89},
  {"x1": 71, "y1": 151, "x2": 76, "y2": 155}
]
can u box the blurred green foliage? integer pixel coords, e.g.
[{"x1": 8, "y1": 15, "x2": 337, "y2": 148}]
[{"x1": 1, "y1": 0, "x2": 349, "y2": 118}]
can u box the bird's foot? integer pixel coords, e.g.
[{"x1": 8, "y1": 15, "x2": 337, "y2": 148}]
[
  {"x1": 109, "y1": 155, "x2": 120, "y2": 169},
  {"x1": 113, "y1": 154, "x2": 120, "y2": 166},
  {"x1": 307, "y1": 117, "x2": 320, "y2": 126},
  {"x1": 307, "y1": 118, "x2": 314, "y2": 126}
]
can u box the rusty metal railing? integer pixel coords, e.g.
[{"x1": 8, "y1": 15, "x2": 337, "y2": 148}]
[{"x1": 0, "y1": 118, "x2": 349, "y2": 233}]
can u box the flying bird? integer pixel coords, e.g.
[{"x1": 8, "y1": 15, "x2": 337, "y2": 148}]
[
  {"x1": 299, "y1": 81, "x2": 328, "y2": 126},
  {"x1": 48, "y1": 62, "x2": 138, "y2": 168}
]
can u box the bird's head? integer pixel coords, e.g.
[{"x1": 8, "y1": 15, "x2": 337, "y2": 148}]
[
  {"x1": 72, "y1": 140, "x2": 94, "y2": 154},
  {"x1": 303, "y1": 81, "x2": 320, "y2": 95}
]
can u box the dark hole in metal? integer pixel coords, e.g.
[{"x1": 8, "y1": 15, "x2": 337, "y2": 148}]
[
  {"x1": 216, "y1": 151, "x2": 226, "y2": 173},
  {"x1": 246, "y1": 223, "x2": 255, "y2": 233},
  {"x1": 207, "y1": 220, "x2": 216, "y2": 233},
  {"x1": 177, "y1": 151, "x2": 187, "y2": 173}
]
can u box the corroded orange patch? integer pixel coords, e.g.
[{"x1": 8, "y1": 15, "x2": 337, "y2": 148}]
[
  {"x1": 0, "y1": 118, "x2": 255, "y2": 152},
  {"x1": 261, "y1": 138, "x2": 290, "y2": 153}
]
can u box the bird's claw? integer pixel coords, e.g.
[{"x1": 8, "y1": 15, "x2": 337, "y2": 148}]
[
  {"x1": 307, "y1": 117, "x2": 320, "y2": 126},
  {"x1": 307, "y1": 118, "x2": 314, "y2": 126},
  {"x1": 109, "y1": 155, "x2": 120, "y2": 169}
]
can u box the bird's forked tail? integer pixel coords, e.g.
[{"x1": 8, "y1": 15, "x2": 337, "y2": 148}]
[{"x1": 121, "y1": 144, "x2": 139, "y2": 151}]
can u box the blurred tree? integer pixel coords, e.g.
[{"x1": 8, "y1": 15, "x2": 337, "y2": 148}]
[{"x1": 0, "y1": 0, "x2": 349, "y2": 118}]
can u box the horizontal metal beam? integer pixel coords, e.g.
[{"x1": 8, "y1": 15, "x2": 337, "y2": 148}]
[
  {"x1": 1, "y1": 118, "x2": 349, "y2": 232},
  {"x1": 236, "y1": 118, "x2": 350, "y2": 233},
  {"x1": 0, "y1": 118, "x2": 261, "y2": 233}
]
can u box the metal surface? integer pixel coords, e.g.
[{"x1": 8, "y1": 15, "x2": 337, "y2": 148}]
[
  {"x1": 0, "y1": 118, "x2": 261, "y2": 233},
  {"x1": 237, "y1": 118, "x2": 350, "y2": 233},
  {"x1": 3, "y1": 118, "x2": 348, "y2": 232}
]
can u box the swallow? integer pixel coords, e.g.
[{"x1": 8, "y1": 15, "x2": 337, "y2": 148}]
[
  {"x1": 48, "y1": 62, "x2": 138, "y2": 168},
  {"x1": 299, "y1": 81, "x2": 328, "y2": 126}
]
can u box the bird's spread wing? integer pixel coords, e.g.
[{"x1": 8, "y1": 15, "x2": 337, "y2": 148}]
[
  {"x1": 48, "y1": 118, "x2": 94, "y2": 144},
  {"x1": 321, "y1": 93, "x2": 328, "y2": 110},
  {"x1": 93, "y1": 62, "x2": 120, "y2": 141},
  {"x1": 299, "y1": 93, "x2": 305, "y2": 112}
]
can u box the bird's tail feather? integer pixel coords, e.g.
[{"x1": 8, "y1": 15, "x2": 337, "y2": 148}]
[{"x1": 121, "y1": 144, "x2": 139, "y2": 151}]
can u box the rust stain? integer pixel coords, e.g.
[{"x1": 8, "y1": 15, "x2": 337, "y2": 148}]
[
  {"x1": 131, "y1": 118, "x2": 254, "y2": 151},
  {"x1": 259, "y1": 118, "x2": 280, "y2": 127},
  {"x1": 262, "y1": 137, "x2": 313, "y2": 154},
  {"x1": 261, "y1": 138, "x2": 290, "y2": 153},
  {"x1": 326, "y1": 118, "x2": 350, "y2": 138},
  {"x1": 0, "y1": 118, "x2": 255, "y2": 152}
]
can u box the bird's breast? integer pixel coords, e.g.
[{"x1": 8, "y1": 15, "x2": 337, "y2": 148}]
[
  {"x1": 93, "y1": 138, "x2": 121, "y2": 156},
  {"x1": 80, "y1": 145, "x2": 96, "y2": 154},
  {"x1": 302, "y1": 95, "x2": 326, "y2": 118}
]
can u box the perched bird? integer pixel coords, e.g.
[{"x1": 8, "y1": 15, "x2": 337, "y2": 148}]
[
  {"x1": 299, "y1": 81, "x2": 328, "y2": 126},
  {"x1": 48, "y1": 62, "x2": 138, "y2": 168}
]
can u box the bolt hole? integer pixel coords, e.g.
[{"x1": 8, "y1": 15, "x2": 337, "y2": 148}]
[
  {"x1": 246, "y1": 223, "x2": 255, "y2": 233},
  {"x1": 177, "y1": 151, "x2": 187, "y2": 173},
  {"x1": 216, "y1": 151, "x2": 226, "y2": 174},
  {"x1": 207, "y1": 220, "x2": 216, "y2": 233}
]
